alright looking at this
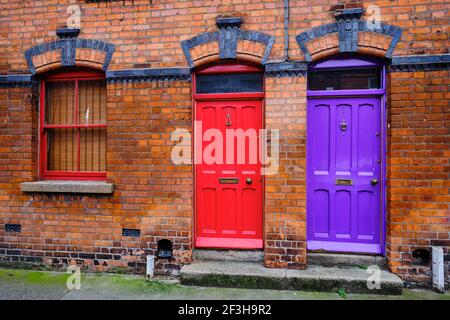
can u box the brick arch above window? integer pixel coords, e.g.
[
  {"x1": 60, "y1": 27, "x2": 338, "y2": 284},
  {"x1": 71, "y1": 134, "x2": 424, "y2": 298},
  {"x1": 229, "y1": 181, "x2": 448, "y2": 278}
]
[
  {"x1": 296, "y1": 8, "x2": 403, "y2": 62},
  {"x1": 25, "y1": 28, "x2": 115, "y2": 75},
  {"x1": 181, "y1": 17, "x2": 275, "y2": 69}
]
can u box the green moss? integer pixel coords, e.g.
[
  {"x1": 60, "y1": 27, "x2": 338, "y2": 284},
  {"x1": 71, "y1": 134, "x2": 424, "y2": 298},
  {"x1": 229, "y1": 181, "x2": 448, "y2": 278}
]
[
  {"x1": 182, "y1": 274, "x2": 286, "y2": 290},
  {"x1": 0, "y1": 268, "x2": 73, "y2": 285},
  {"x1": 357, "y1": 264, "x2": 368, "y2": 270},
  {"x1": 0, "y1": 262, "x2": 53, "y2": 272},
  {"x1": 103, "y1": 267, "x2": 133, "y2": 275},
  {"x1": 400, "y1": 289, "x2": 450, "y2": 300}
]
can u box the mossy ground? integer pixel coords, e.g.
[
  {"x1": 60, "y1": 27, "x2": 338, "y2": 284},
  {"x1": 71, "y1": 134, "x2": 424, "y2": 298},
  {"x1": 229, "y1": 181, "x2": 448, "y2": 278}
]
[{"x1": 0, "y1": 268, "x2": 448, "y2": 300}]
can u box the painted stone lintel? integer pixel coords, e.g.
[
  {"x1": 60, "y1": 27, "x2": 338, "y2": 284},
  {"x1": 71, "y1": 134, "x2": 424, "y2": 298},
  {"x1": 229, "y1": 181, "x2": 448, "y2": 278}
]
[
  {"x1": 106, "y1": 67, "x2": 191, "y2": 83},
  {"x1": 25, "y1": 37, "x2": 115, "y2": 74},
  {"x1": 334, "y1": 8, "x2": 364, "y2": 21},
  {"x1": 265, "y1": 61, "x2": 308, "y2": 77},
  {"x1": 216, "y1": 17, "x2": 243, "y2": 29},
  {"x1": 56, "y1": 28, "x2": 80, "y2": 39},
  {"x1": 390, "y1": 54, "x2": 450, "y2": 72},
  {"x1": 4, "y1": 54, "x2": 448, "y2": 88},
  {"x1": 296, "y1": 8, "x2": 403, "y2": 62},
  {"x1": 335, "y1": 8, "x2": 364, "y2": 53},
  {"x1": 181, "y1": 16, "x2": 274, "y2": 68},
  {"x1": 0, "y1": 74, "x2": 36, "y2": 88}
]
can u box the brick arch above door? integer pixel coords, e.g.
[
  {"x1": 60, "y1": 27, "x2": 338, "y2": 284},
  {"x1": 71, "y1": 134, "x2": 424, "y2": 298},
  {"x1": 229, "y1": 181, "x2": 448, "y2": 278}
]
[
  {"x1": 25, "y1": 28, "x2": 115, "y2": 75},
  {"x1": 296, "y1": 8, "x2": 403, "y2": 62},
  {"x1": 181, "y1": 17, "x2": 275, "y2": 69}
]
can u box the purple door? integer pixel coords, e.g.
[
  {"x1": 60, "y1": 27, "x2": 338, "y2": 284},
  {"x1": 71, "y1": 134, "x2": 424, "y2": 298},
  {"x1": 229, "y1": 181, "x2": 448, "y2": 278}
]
[{"x1": 307, "y1": 97, "x2": 382, "y2": 254}]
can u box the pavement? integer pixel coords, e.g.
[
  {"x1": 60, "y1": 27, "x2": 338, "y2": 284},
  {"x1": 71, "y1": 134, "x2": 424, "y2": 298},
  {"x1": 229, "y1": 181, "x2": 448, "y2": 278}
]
[{"x1": 0, "y1": 268, "x2": 448, "y2": 300}]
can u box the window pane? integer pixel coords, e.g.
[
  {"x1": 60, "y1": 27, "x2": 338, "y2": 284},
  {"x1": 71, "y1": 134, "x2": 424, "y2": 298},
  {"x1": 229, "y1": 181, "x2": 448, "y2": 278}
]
[
  {"x1": 47, "y1": 129, "x2": 76, "y2": 171},
  {"x1": 79, "y1": 128, "x2": 106, "y2": 172},
  {"x1": 44, "y1": 77, "x2": 107, "y2": 174},
  {"x1": 196, "y1": 73, "x2": 263, "y2": 94},
  {"x1": 308, "y1": 68, "x2": 381, "y2": 91},
  {"x1": 79, "y1": 80, "x2": 107, "y2": 125},
  {"x1": 45, "y1": 81, "x2": 75, "y2": 125}
]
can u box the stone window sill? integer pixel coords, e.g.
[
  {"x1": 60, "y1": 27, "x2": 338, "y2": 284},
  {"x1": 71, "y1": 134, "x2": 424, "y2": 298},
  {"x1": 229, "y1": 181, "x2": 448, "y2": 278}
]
[{"x1": 20, "y1": 180, "x2": 114, "y2": 194}]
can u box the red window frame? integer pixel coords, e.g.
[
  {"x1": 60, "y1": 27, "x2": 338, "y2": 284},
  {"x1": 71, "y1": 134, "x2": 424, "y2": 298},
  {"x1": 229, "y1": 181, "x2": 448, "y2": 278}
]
[{"x1": 39, "y1": 70, "x2": 107, "y2": 181}]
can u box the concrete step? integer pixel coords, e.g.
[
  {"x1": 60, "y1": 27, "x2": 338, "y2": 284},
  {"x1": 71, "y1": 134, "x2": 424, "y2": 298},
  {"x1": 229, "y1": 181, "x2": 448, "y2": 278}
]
[
  {"x1": 193, "y1": 249, "x2": 264, "y2": 263},
  {"x1": 180, "y1": 261, "x2": 403, "y2": 295},
  {"x1": 308, "y1": 253, "x2": 387, "y2": 270}
]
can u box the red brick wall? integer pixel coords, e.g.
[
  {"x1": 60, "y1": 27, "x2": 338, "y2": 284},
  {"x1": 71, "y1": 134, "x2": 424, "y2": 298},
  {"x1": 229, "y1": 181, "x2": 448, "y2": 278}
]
[
  {"x1": 0, "y1": 81, "x2": 192, "y2": 274},
  {"x1": 387, "y1": 69, "x2": 450, "y2": 284},
  {"x1": 0, "y1": 87, "x2": 37, "y2": 264},
  {"x1": 1, "y1": 0, "x2": 449, "y2": 73},
  {"x1": 264, "y1": 76, "x2": 307, "y2": 269},
  {"x1": 107, "y1": 81, "x2": 193, "y2": 273}
]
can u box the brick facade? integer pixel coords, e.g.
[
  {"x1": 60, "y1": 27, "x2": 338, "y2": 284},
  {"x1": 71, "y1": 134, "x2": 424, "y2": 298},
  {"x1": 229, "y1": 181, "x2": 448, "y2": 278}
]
[
  {"x1": 0, "y1": 0, "x2": 448, "y2": 285},
  {"x1": 0, "y1": 80, "x2": 192, "y2": 274},
  {"x1": 264, "y1": 76, "x2": 307, "y2": 269},
  {"x1": 387, "y1": 69, "x2": 450, "y2": 285}
]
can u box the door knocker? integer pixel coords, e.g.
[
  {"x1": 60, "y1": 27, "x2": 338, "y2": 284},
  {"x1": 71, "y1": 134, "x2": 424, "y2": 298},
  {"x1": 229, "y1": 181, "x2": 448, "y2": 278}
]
[
  {"x1": 225, "y1": 113, "x2": 232, "y2": 126},
  {"x1": 340, "y1": 119, "x2": 348, "y2": 132}
]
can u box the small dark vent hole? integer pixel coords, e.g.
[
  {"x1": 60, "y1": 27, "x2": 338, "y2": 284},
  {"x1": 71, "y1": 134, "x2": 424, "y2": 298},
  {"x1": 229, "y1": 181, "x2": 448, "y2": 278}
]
[
  {"x1": 5, "y1": 224, "x2": 21, "y2": 232},
  {"x1": 122, "y1": 228, "x2": 140, "y2": 237},
  {"x1": 412, "y1": 248, "x2": 430, "y2": 266},
  {"x1": 157, "y1": 239, "x2": 173, "y2": 259}
]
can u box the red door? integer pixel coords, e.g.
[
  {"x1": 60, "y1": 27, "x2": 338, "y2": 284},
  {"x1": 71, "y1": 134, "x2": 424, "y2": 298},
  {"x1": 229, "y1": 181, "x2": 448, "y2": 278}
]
[{"x1": 195, "y1": 99, "x2": 263, "y2": 249}]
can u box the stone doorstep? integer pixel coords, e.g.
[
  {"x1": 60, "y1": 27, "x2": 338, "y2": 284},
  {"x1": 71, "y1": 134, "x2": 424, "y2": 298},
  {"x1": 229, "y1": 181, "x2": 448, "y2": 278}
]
[
  {"x1": 193, "y1": 250, "x2": 264, "y2": 263},
  {"x1": 180, "y1": 261, "x2": 403, "y2": 295},
  {"x1": 20, "y1": 180, "x2": 114, "y2": 194},
  {"x1": 308, "y1": 253, "x2": 388, "y2": 270}
]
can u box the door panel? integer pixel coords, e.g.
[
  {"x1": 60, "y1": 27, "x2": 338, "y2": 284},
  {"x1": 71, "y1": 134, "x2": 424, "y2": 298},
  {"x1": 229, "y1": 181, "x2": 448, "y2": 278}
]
[
  {"x1": 242, "y1": 187, "x2": 258, "y2": 235},
  {"x1": 196, "y1": 100, "x2": 263, "y2": 249},
  {"x1": 313, "y1": 189, "x2": 330, "y2": 238},
  {"x1": 312, "y1": 104, "x2": 330, "y2": 173},
  {"x1": 335, "y1": 190, "x2": 351, "y2": 238},
  {"x1": 307, "y1": 97, "x2": 382, "y2": 253},
  {"x1": 335, "y1": 104, "x2": 352, "y2": 174},
  {"x1": 200, "y1": 187, "x2": 217, "y2": 234}
]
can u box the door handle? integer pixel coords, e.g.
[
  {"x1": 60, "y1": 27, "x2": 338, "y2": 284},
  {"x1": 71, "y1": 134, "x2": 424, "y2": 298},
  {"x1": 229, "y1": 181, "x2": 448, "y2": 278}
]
[
  {"x1": 246, "y1": 178, "x2": 253, "y2": 185},
  {"x1": 370, "y1": 179, "x2": 379, "y2": 186}
]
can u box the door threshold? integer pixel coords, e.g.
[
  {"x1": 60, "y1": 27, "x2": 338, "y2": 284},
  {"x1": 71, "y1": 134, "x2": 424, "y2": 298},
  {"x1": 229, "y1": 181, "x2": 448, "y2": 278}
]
[
  {"x1": 307, "y1": 252, "x2": 387, "y2": 269},
  {"x1": 193, "y1": 249, "x2": 263, "y2": 263},
  {"x1": 308, "y1": 250, "x2": 381, "y2": 256},
  {"x1": 307, "y1": 240, "x2": 381, "y2": 255},
  {"x1": 196, "y1": 237, "x2": 263, "y2": 249}
]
